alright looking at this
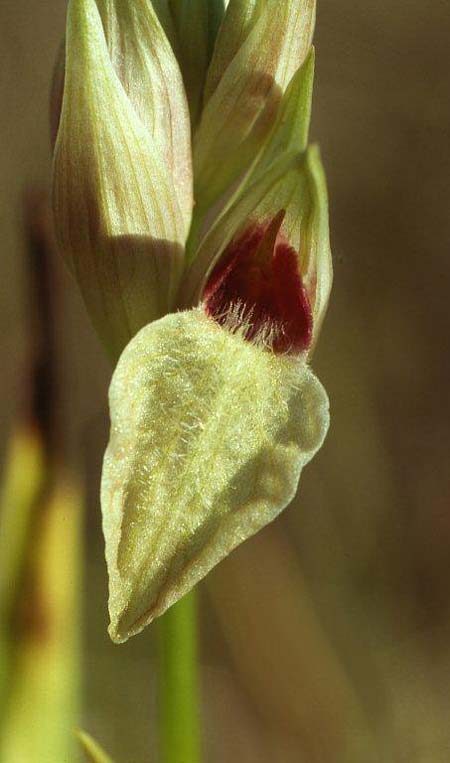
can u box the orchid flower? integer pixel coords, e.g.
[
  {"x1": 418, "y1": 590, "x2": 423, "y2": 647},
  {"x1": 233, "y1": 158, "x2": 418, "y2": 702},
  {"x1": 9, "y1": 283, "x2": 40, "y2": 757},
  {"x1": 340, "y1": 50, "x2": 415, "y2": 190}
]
[{"x1": 52, "y1": 0, "x2": 332, "y2": 643}]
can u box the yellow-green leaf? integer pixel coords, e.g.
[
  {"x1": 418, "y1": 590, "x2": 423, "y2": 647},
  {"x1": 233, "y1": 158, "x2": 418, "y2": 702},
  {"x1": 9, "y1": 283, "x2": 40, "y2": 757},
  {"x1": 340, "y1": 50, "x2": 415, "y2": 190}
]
[
  {"x1": 0, "y1": 477, "x2": 83, "y2": 763},
  {"x1": 102, "y1": 309, "x2": 329, "y2": 642}
]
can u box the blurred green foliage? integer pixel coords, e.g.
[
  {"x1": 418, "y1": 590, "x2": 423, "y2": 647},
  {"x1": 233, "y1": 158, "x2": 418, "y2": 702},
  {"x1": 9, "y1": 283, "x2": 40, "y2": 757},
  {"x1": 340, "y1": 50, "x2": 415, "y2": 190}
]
[{"x1": 0, "y1": 427, "x2": 83, "y2": 763}]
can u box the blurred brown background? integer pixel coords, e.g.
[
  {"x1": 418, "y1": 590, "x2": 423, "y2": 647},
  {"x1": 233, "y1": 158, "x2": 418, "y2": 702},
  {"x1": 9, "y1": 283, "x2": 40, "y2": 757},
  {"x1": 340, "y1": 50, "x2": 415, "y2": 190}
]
[{"x1": 1, "y1": 1, "x2": 450, "y2": 761}]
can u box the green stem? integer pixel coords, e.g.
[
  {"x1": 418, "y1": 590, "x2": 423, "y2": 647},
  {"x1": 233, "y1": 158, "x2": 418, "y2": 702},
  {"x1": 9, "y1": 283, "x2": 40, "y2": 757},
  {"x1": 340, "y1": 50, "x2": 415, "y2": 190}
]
[{"x1": 157, "y1": 590, "x2": 201, "y2": 763}]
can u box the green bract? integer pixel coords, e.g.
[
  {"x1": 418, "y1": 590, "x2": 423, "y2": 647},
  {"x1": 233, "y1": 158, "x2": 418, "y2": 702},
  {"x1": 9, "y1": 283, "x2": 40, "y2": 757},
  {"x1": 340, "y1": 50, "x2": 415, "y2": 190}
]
[
  {"x1": 53, "y1": 0, "x2": 191, "y2": 360},
  {"x1": 193, "y1": 0, "x2": 315, "y2": 210},
  {"x1": 102, "y1": 310, "x2": 329, "y2": 643},
  {"x1": 52, "y1": 0, "x2": 333, "y2": 641}
]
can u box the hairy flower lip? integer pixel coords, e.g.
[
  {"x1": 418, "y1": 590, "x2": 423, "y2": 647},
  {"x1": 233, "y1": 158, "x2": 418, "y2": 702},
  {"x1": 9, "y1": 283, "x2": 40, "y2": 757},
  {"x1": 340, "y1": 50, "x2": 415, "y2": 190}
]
[
  {"x1": 102, "y1": 308, "x2": 330, "y2": 641},
  {"x1": 203, "y1": 211, "x2": 313, "y2": 354}
]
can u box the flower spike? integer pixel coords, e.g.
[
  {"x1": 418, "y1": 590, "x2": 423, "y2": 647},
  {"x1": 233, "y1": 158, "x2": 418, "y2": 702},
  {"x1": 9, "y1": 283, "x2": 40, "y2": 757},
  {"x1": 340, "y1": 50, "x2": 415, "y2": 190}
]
[{"x1": 52, "y1": 0, "x2": 332, "y2": 642}]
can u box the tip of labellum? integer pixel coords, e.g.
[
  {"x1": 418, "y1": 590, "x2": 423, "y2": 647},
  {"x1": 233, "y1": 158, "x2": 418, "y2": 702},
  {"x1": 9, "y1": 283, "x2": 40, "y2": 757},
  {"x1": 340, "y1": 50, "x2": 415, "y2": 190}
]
[{"x1": 203, "y1": 211, "x2": 313, "y2": 354}]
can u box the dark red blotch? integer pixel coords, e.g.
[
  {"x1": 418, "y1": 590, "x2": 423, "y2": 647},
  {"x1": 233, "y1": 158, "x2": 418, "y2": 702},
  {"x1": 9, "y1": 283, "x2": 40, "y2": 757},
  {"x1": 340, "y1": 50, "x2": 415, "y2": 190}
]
[{"x1": 203, "y1": 211, "x2": 313, "y2": 354}]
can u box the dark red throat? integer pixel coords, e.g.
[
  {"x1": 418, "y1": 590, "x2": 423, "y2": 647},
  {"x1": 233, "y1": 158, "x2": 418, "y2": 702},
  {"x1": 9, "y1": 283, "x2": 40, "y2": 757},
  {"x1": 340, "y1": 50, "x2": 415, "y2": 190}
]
[{"x1": 203, "y1": 211, "x2": 313, "y2": 354}]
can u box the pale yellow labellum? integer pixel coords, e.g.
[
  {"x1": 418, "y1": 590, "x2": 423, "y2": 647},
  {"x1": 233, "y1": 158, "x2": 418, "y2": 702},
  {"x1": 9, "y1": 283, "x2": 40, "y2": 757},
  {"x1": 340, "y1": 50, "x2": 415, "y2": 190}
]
[{"x1": 102, "y1": 309, "x2": 329, "y2": 642}]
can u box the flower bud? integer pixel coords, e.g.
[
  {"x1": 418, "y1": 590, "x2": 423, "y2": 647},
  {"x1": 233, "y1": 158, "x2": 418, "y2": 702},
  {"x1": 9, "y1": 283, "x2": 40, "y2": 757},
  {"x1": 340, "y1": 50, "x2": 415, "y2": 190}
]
[
  {"x1": 181, "y1": 46, "x2": 331, "y2": 343},
  {"x1": 193, "y1": 0, "x2": 315, "y2": 211},
  {"x1": 52, "y1": 0, "x2": 192, "y2": 360}
]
